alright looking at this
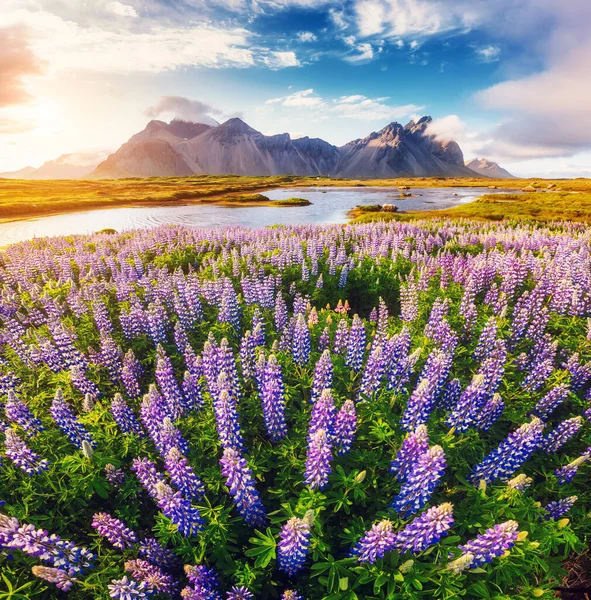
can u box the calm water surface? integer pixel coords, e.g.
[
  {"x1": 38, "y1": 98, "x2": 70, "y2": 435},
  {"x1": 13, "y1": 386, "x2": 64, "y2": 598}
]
[{"x1": 0, "y1": 186, "x2": 506, "y2": 245}]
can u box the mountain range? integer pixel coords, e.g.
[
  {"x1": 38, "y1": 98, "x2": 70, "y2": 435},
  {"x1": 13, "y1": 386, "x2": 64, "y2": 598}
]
[
  {"x1": 1, "y1": 116, "x2": 513, "y2": 180},
  {"x1": 0, "y1": 151, "x2": 109, "y2": 180},
  {"x1": 465, "y1": 158, "x2": 514, "y2": 178}
]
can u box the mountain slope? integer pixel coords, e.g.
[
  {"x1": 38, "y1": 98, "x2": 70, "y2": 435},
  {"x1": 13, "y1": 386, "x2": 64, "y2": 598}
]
[
  {"x1": 466, "y1": 158, "x2": 514, "y2": 179},
  {"x1": 335, "y1": 116, "x2": 475, "y2": 178},
  {"x1": 0, "y1": 152, "x2": 106, "y2": 180}
]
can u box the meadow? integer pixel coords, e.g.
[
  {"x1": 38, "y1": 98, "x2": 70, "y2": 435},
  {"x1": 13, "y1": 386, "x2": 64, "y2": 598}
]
[
  {"x1": 2, "y1": 175, "x2": 591, "y2": 224},
  {"x1": 1, "y1": 219, "x2": 591, "y2": 599}
]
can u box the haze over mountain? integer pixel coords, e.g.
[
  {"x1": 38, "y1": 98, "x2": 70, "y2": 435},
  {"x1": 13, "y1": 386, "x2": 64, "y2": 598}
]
[
  {"x1": 0, "y1": 151, "x2": 109, "y2": 180},
  {"x1": 90, "y1": 116, "x2": 484, "y2": 179},
  {"x1": 465, "y1": 158, "x2": 514, "y2": 179}
]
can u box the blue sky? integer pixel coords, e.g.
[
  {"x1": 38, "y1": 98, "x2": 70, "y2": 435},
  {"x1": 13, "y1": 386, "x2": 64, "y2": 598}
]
[{"x1": 1, "y1": 0, "x2": 590, "y2": 176}]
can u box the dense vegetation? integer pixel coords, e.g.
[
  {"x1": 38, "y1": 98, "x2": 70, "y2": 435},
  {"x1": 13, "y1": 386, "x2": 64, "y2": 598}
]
[{"x1": 1, "y1": 220, "x2": 590, "y2": 599}]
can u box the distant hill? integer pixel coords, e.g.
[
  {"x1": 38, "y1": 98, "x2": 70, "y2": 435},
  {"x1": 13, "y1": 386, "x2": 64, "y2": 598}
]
[
  {"x1": 90, "y1": 115, "x2": 476, "y2": 179},
  {"x1": 0, "y1": 151, "x2": 108, "y2": 180},
  {"x1": 465, "y1": 157, "x2": 514, "y2": 179}
]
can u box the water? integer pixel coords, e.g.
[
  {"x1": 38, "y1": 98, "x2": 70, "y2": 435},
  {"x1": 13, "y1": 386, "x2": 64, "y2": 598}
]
[{"x1": 0, "y1": 186, "x2": 505, "y2": 245}]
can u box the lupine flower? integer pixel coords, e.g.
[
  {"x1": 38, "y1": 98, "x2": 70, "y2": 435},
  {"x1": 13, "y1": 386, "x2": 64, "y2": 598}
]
[
  {"x1": 308, "y1": 389, "x2": 336, "y2": 440},
  {"x1": 155, "y1": 482, "x2": 205, "y2": 536},
  {"x1": 470, "y1": 419, "x2": 545, "y2": 484},
  {"x1": 226, "y1": 586, "x2": 254, "y2": 600},
  {"x1": 506, "y1": 474, "x2": 532, "y2": 491},
  {"x1": 260, "y1": 354, "x2": 287, "y2": 441},
  {"x1": 292, "y1": 314, "x2": 311, "y2": 366},
  {"x1": 333, "y1": 400, "x2": 357, "y2": 455},
  {"x1": 131, "y1": 457, "x2": 166, "y2": 498},
  {"x1": 32, "y1": 566, "x2": 75, "y2": 592},
  {"x1": 155, "y1": 345, "x2": 184, "y2": 420},
  {"x1": 531, "y1": 384, "x2": 570, "y2": 420},
  {"x1": 4, "y1": 428, "x2": 49, "y2": 474},
  {"x1": 0, "y1": 513, "x2": 95, "y2": 575},
  {"x1": 164, "y1": 447, "x2": 205, "y2": 500},
  {"x1": 311, "y1": 350, "x2": 333, "y2": 403},
  {"x1": 110, "y1": 394, "x2": 144, "y2": 437},
  {"x1": 304, "y1": 429, "x2": 332, "y2": 490},
  {"x1": 105, "y1": 464, "x2": 125, "y2": 487},
  {"x1": 544, "y1": 496, "x2": 577, "y2": 520},
  {"x1": 278, "y1": 513, "x2": 313, "y2": 576},
  {"x1": 4, "y1": 390, "x2": 43, "y2": 436},
  {"x1": 108, "y1": 576, "x2": 151, "y2": 599},
  {"x1": 400, "y1": 280, "x2": 419, "y2": 322},
  {"x1": 390, "y1": 425, "x2": 429, "y2": 482},
  {"x1": 92, "y1": 512, "x2": 138, "y2": 549},
  {"x1": 391, "y1": 445, "x2": 446, "y2": 517},
  {"x1": 473, "y1": 318, "x2": 498, "y2": 361},
  {"x1": 346, "y1": 315, "x2": 366, "y2": 372},
  {"x1": 333, "y1": 319, "x2": 349, "y2": 355},
  {"x1": 281, "y1": 590, "x2": 303, "y2": 600},
  {"x1": 213, "y1": 389, "x2": 246, "y2": 452},
  {"x1": 274, "y1": 294, "x2": 288, "y2": 332},
  {"x1": 137, "y1": 537, "x2": 180, "y2": 571},
  {"x1": 474, "y1": 393, "x2": 505, "y2": 432},
  {"x1": 541, "y1": 417, "x2": 583, "y2": 453},
  {"x1": 352, "y1": 520, "x2": 396, "y2": 563},
  {"x1": 456, "y1": 521, "x2": 520, "y2": 568},
  {"x1": 220, "y1": 448, "x2": 267, "y2": 528},
  {"x1": 554, "y1": 451, "x2": 590, "y2": 484},
  {"x1": 183, "y1": 564, "x2": 222, "y2": 600},
  {"x1": 121, "y1": 349, "x2": 143, "y2": 399},
  {"x1": 358, "y1": 344, "x2": 387, "y2": 399},
  {"x1": 125, "y1": 559, "x2": 178, "y2": 595},
  {"x1": 394, "y1": 503, "x2": 454, "y2": 553},
  {"x1": 50, "y1": 389, "x2": 95, "y2": 449}
]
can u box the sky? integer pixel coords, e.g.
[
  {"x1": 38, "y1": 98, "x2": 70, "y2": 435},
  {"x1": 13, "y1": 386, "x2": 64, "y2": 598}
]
[{"x1": 1, "y1": 0, "x2": 590, "y2": 177}]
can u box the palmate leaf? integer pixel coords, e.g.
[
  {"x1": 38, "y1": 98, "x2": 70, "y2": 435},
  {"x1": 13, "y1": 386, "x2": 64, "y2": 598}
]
[{"x1": 245, "y1": 527, "x2": 277, "y2": 568}]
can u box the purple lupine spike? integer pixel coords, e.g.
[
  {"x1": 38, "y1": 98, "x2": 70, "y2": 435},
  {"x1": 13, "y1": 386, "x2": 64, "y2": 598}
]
[
  {"x1": 4, "y1": 390, "x2": 43, "y2": 436},
  {"x1": 292, "y1": 314, "x2": 311, "y2": 366},
  {"x1": 155, "y1": 482, "x2": 205, "y2": 537},
  {"x1": 131, "y1": 457, "x2": 166, "y2": 498},
  {"x1": 32, "y1": 566, "x2": 75, "y2": 592},
  {"x1": 474, "y1": 393, "x2": 505, "y2": 432},
  {"x1": 531, "y1": 384, "x2": 570, "y2": 421},
  {"x1": 121, "y1": 349, "x2": 143, "y2": 399},
  {"x1": 394, "y1": 503, "x2": 454, "y2": 553},
  {"x1": 274, "y1": 294, "x2": 288, "y2": 332},
  {"x1": 155, "y1": 345, "x2": 184, "y2": 420},
  {"x1": 70, "y1": 365, "x2": 102, "y2": 399},
  {"x1": 183, "y1": 564, "x2": 222, "y2": 600},
  {"x1": 439, "y1": 378, "x2": 462, "y2": 410},
  {"x1": 521, "y1": 337, "x2": 558, "y2": 392},
  {"x1": 251, "y1": 308, "x2": 265, "y2": 347},
  {"x1": 352, "y1": 520, "x2": 397, "y2": 564},
  {"x1": 174, "y1": 321, "x2": 190, "y2": 355},
  {"x1": 334, "y1": 400, "x2": 357, "y2": 455},
  {"x1": 401, "y1": 350, "x2": 452, "y2": 431},
  {"x1": 304, "y1": 429, "x2": 332, "y2": 490},
  {"x1": 50, "y1": 388, "x2": 95, "y2": 449},
  {"x1": 146, "y1": 302, "x2": 168, "y2": 345},
  {"x1": 333, "y1": 319, "x2": 349, "y2": 355},
  {"x1": 125, "y1": 559, "x2": 178, "y2": 596},
  {"x1": 91, "y1": 512, "x2": 138, "y2": 549},
  {"x1": 400, "y1": 279, "x2": 419, "y2": 322},
  {"x1": 164, "y1": 447, "x2": 205, "y2": 500},
  {"x1": 281, "y1": 590, "x2": 303, "y2": 600},
  {"x1": 346, "y1": 314, "x2": 366, "y2": 372},
  {"x1": 98, "y1": 333, "x2": 123, "y2": 381},
  {"x1": 390, "y1": 425, "x2": 429, "y2": 481},
  {"x1": 277, "y1": 512, "x2": 313, "y2": 576},
  {"x1": 110, "y1": 393, "x2": 144, "y2": 437},
  {"x1": 308, "y1": 389, "x2": 336, "y2": 440},
  {"x1": 473, "y1": 317, "x2": 498, "y2": 361},
  {"x1": 108, "y1": 576, "x2": 151, "y2": 599},
  {"x1": 213, "y1": 387, "x2": 246, "y2": 452},
  {"x1": 544, "y1": 496, "x2": 577, "y2": 520},
  {"x1": 93, "y1": 298, "x2": 113, "y2": 334},
  {"x1": 391, "y1": 445, "x2": 446, "y2": 517},
  {"x1": 105, "y1": 464, "x2": 125, "y2": 487},
  {"x1": 4, "y1": 427, "x2": 49, "y2": 474},
  {"x1": 182, "y1": 370, "x2": 204, "y2": 412},
  {"x1": 240, "y1": 331, "x2": 256, "y2": 380},
  {"x1": 226, "y1": 586, "x2": 254, "y2": 600},
  {"x1": 541, "y1": 417, "x2": 583, "y2": 453},
  {"x1": 311, "y1": 350, "x2": 333, "y2": 403},
  {"x1": 555, "y1": 452, "x2": 590, "y2": 485},
  {"x1": 358, "y1": 343, "x2": 387, "y2": 399},
  {"x1": 138, "y1": 537, "x2": 180, "y2": 571},
  {"x1": 220, "y1": 448, "x2": 267, "y2": 528},
  {"x1": 317, "y1": 326, "x2": 330, "y2": 352},
  {"x1": 0, "y1": 513, "x2": 95, "y2": 575},
  {"x1": 219, "y1": 280, "x2": 241, "y2": 331},
  {"x1": 470, "y1": 418, "x2": 545, "y2": 484},
  {"x1": 564, "y1": 352, "x2": 591, "y2": 390},
  {"x1": 455, "y1": 521, "x2": 520, "y2": 569},
  {"x1": 260, "y1": 354, "x2": 287, "y2": 442}
]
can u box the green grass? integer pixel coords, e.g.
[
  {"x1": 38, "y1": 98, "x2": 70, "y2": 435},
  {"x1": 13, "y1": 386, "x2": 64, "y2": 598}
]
[{"x1": 269, "y1": 197, "x2": 312, "y2": 206}]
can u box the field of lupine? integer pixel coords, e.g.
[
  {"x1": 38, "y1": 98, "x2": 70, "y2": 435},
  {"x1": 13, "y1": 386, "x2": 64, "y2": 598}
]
[{"x1": 1, "y1": 220, "x2": 591, "y2": 600}]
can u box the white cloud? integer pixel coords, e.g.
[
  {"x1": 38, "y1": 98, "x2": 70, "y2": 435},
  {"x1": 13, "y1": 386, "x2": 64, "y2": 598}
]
[
  {"x1": 474, "y1": 44, "x2": 500, "y2": 62},
  {"x1": 355, "y1": 0, "x2": 385, "y2": 36},
  {"x1": 262, "y1": 88, "x2": 422, "y2": 122},
  {"x1": 297, "y1": 31, "x2": 317, "y2": 42},
  {"x1": 409, "y1": 39, "x2": 419, "y2": 50},
  {"x1": 346, "y1": 42, "x2": 374, "y2": 62},
  {"x1": 145, "y1": 96, "x2": 221, "y2": 125},
  {"x1": 105, "y1": 2, "x2": 138, "y2": 17},
  {"x1": 263, "y1": 51, "x2": 300, "y2": 69}
]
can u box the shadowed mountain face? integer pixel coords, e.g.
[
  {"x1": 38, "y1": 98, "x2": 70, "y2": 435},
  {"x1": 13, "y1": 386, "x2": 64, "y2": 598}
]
[
  {"x1": 466, "y1": 158, "x2": 514, "y2": 179},
  {"x1": 89, "y1": 115, "x2": 478, "y2": 179}
]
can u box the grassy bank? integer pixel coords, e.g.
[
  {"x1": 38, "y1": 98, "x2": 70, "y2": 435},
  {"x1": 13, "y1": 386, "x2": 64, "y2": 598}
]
[{"x1": 1, "y1": 174, "x2": 590, "y2": 223}]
